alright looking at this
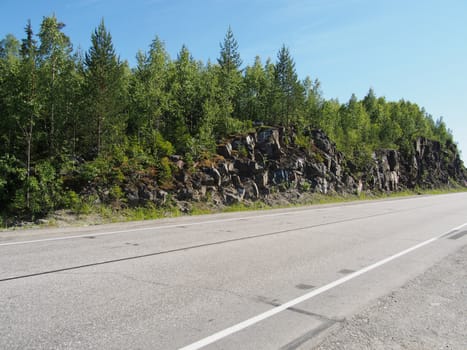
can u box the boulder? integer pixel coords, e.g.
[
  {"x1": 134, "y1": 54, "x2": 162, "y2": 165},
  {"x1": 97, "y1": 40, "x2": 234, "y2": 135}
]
[
  {"x1": 310, "y1": 129, "x2": 335, "y2": 155},
  {"x1": 217, "y1": 143, "x2": 233, "y2": 158},
  {"x1": 235, "y1": 159, "x2": 262, "y2": 177},
  {"x1": 231, "y1": 174, "x2": 243, "y2": 188},
  {"x1": 257, "y1": 128, "x2": 282, "y2": 159},
  {"x1": 222, "y1": 187, "x2": 242, "y2": 204},
  {"x1": 272, "y1": 169, "x2": 289, "y2": 184},
  {"x1": 255, "y1": 171, "x2": 269, "y2": 189},
  {"x1": 124, "y1": 183, "x2": 140, "y2": 206}
]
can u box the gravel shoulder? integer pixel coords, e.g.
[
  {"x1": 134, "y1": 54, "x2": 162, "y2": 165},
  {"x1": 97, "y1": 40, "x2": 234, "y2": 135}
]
[{"x1": 314, "y1": 244, "x2": 467, "y2": 350}]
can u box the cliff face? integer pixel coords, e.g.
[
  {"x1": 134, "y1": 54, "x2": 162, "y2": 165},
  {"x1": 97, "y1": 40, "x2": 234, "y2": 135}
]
[
  {"x1": 118, "y1": 127, "x2": 466, "y2": 209},
  {"x1": 367, "y1": 137, "x2": 466, "y2": 192}
]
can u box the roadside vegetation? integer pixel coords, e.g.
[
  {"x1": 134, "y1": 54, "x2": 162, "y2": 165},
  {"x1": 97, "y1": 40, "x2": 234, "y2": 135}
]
[
  {"x1": 0, "y1": 16, "x2": 464, "y2": 227},
  {"x1": 3, "y1": 185, "x2": 465, "y2": 230}
]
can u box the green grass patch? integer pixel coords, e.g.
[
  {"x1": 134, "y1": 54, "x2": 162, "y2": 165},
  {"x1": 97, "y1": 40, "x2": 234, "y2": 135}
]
[{"x1": 2, "y1": 185, "x2": 466, "y2": 230}]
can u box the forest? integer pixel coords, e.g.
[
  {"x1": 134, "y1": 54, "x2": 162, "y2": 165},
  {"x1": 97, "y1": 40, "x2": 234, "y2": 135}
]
[{"x1": 0, "y1": 16, "x2": 459, "y2": 223}]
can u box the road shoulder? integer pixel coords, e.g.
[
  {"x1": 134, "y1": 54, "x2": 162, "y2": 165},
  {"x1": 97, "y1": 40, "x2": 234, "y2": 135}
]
[{"x1": 314, "y1": 244, "x2": 467, "y2": 349}]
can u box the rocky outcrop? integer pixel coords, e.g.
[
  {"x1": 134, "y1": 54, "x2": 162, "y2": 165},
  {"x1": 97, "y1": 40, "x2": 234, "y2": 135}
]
[
  {"x1": 114, "y1": 127, "x2": 359, "y2": 208},
  {"x1": 407, "y1": 137, "x2": 466, "y2": 188},
  {"x1": 363, "y1": 137, "x2": 467, "y2": 191},
  {"x1": 366, "y1": 150, "x2": 401, "y2": 192},
  {"x1": 88, "y1": 127, "x2": 466, "y2": 209},
  {"x1": 220, "y1": 129, "x2": 354, "y2": 199}
]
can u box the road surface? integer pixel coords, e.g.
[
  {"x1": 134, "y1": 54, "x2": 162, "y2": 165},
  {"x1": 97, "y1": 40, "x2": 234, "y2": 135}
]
[
  {"x1": 316, "y1": 244, "x2": 467, "y2": 349},
  {"x1": 1, "y1": 193, "x2": 466, "y2": 349}
]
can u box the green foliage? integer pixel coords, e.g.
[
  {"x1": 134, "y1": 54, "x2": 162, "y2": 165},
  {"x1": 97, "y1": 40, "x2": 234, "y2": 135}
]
[
  {"x1": 222, "y1": 117, "x2": 253, "y2": 137},
  {"x1": 273, "y1": 45, "x2": 305, "y2": 127},
  {"x1": 300, "y1": 181, "x2": 312, "y2": 192},
  {"x1": 11, "y1": 161, "x2": 63, "y2": 216},
  {"x1": 62, "y1": 190, "x2": 80, "y2": 210},
  {"x1": 0, "y1": 155, "x2": 26, "y2": 210},
  {"x1": 0, "y1": 16, "x2": 463, "y2": 222},
  {"x1": 217, "y1": 27, "x2": 243, "y2": 122},
  {"x1": 79, "y1": 158, "x2": 110, "y2": 183},
  {"x1": 218, "y1": 26, "x2": 242, "y2": 73},
  {"x1": 109, "y1": 185, "x2": 125, "y2": 206},
  {"x1": 294, "y1": 133, "x2": 311, "y2": 149},
  {"x1": 157, "y1": 156, "x2": 173, "y2": 186},
  {"x1": 153, "y1": 131, "x2": 175, "y2": 158},
  {"x1": 83, "y1": 19, "x2": 128, "y2": 157}
]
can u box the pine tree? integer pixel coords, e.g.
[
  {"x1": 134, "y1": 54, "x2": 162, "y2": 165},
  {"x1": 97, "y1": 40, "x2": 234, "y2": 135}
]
[
  {"x1": 274, "y1": 45, "x2": 303, "y2": 127},
  {"x1": 218, "y1": 26, "x2": 242, "y2": 74},
  {"x1": 84, "y1": 19, "x2": 126, "y2": 158},
  {"x1": 217, "y1": 26, "x2": 243, "y2": 120},
  {"x1": 18, "y1": 20, "x2": 39, "y2": 210}
]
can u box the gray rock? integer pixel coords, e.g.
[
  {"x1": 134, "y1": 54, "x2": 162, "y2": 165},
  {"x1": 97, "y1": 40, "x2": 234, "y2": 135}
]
[{"x1": 217, "y1": 142, "x2": 233, "y2": 158}]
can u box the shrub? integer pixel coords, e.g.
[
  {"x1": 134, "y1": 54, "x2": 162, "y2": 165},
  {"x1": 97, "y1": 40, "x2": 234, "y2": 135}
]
[
  {"x1": 0, "y1": 155, "x2": 26, "y2": 210},
  {"x1": 157, "y1": 157, "x2": 173, "y2": 186},
  {"x1": 295, "y1": 134, "x2": 311, "y2": 149},
  {"x1": 11, "y1": 161, "x2": 63, "y2": 217},
  {"x1": 154, "y1": 131, "x2": 175, "y2": 158},
  {"x1": 62, "y1": 190, "x2": 80, "y2": 210}
]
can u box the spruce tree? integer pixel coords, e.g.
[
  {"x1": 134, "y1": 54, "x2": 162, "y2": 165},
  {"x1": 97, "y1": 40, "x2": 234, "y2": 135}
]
[
  {"x1": 274, "y1": 45, "x2": 303, "y2": 127},
  {"x1": 217, "y1": 26, "x2": 243, "y2": 121},
  {"x1": 84, "y1": 19, "x2": 126, "y2": 158},
  {"x1": 218, "y1": 26, "x2": 242, "y2": 74}
]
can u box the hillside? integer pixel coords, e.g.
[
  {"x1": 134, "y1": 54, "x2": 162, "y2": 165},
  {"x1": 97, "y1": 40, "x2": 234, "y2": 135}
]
[
  {"x1": 51, "y1": 126, "x2": 466, "y2": 223},
  {"x1": 1, "y1": 16, "x2": 466, "y2": 225}
]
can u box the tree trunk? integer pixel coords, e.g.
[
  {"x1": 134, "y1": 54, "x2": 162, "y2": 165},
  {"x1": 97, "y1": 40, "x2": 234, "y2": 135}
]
[
  {"x1": 50, "y1": 61, "x2": 55, "y2": 156},
  {"x1": 26, "y1": 118, "x2": 32, "y2": 210},
  {"x1": 97, "y1": 113, "x2": 101, "y2": 157}
]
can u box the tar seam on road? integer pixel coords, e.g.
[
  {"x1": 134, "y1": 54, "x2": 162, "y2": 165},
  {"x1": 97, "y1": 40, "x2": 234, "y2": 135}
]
[
  {"x1": 178, "y1": 221, "x2": 467, "y2": 350},
  {"x1": 0, "y1": 199, "x2": 439, "y2": 247},
  {"x1": 0, "y1": 208, "x2": 434, "y2": 283},
  {"x1": 447, "y1": 230, "x2": 467, "y2": 240},
  {"x1": 279, "y1": 319, "x2": 337, "y2": 350}
]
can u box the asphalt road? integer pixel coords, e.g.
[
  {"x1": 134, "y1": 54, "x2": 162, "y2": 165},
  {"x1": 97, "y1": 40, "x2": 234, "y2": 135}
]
[
  {"x1": 1, "y1": 193, "x2": 466, "y2": 349},
  {"x1": 316, "y1": 244, "x2": 467, "y2": 350}
]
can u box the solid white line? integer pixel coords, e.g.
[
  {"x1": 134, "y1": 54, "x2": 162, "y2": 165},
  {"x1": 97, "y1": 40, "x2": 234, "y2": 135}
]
[
  {"x1": 178, "y1": 221, "x2": 467, "y2": 350},
  {"x1": 0, "y1": 194, "x2": 436, "y2": 247},
  {"x1": 0, "y1": 206, "x2": 335, "y2": 247},
  {"x1": 452, "y1": 222, "x2": 467, "y2": 231}
]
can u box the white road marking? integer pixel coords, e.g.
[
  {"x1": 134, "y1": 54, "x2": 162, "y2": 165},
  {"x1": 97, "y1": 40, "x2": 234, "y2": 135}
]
[
  {"x1": 0, "y1": 195, "x2": 436, "y2": 247},
  {"x1": 179, "y1": 222, "x2": 467, "y2": 350},
  {"x1": 0, "y1": 206, "x2": 339, "y2": 247},
  {"x1": 452, "y1": 222, "x2": 467, "y2": 231}
]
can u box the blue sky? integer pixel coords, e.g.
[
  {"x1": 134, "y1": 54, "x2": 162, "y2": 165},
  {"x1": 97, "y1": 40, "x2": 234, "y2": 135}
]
[{"x1": 1, "y1": 0, "x2": 466, "y2": 160}]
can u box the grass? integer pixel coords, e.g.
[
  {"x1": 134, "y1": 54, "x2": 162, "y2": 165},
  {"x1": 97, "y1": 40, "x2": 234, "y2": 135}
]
[
  {"x1": 222, "y1": 201, "x2": 271, "y2": 213},
  {"x1": 216, "y1": 185, "x2": 467, "y2": 214},
  {"x1": 2, "y1": 185, "x2": 466, "y2": 230}
]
